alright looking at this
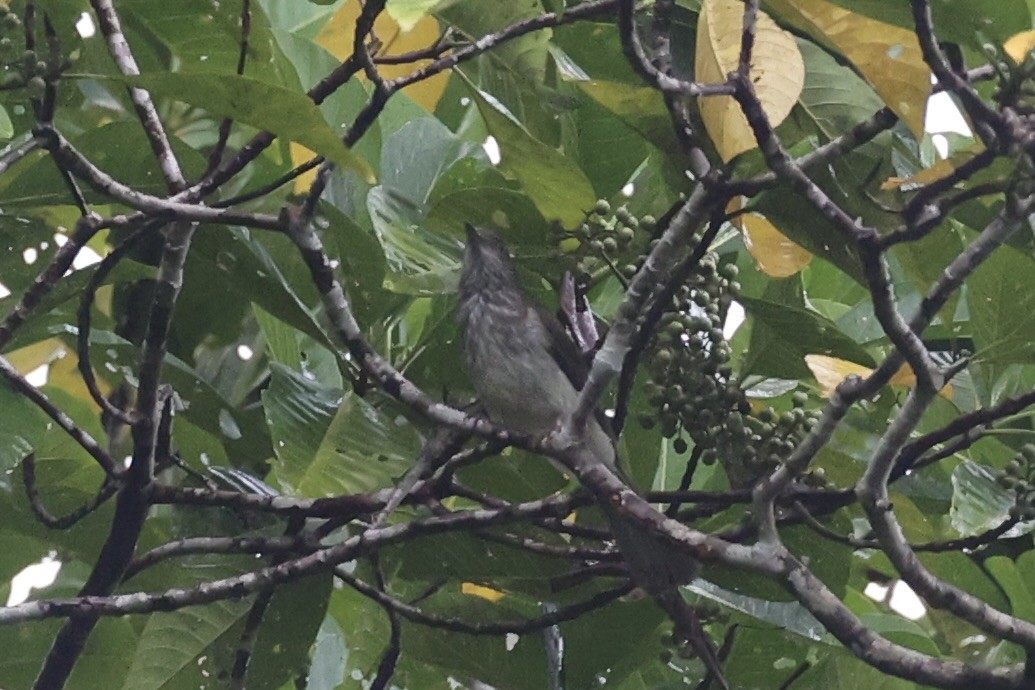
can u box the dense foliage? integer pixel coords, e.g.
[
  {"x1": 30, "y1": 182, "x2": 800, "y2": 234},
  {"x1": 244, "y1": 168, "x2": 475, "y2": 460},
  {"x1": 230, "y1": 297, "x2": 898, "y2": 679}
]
[{"x1": 0, "y1": 0, "x2": 1034, "y2": 688}]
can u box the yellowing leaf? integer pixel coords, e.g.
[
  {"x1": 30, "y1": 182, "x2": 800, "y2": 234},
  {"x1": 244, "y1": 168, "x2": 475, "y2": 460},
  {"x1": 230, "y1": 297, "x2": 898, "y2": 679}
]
[
  {"x1": 805, "y1": 354, "x2": 951, "y2": 399},
  {"x1": 729, "y1": 197, "x2": 812, "y2": 277},
  {"x1": 881, "y1": 145, "x2": 983, "y2": 191},
  {"x1": 6, "y1": 338, "x2": 65, "y2": 376},
  {"x1": 290, "y1": 143, "x2": 320, "y2": 195},
  {"x1": 386, "y1": 0, "x2": 444, "y2": 32},
  {"x1": 696, "y1": 0, "x2": 805, "y2": 162},
  {"x1": 461, "y1": 582, "x2": 506, "y2": 602},
  {"x1": 315, "y1": 3, "x2": 449, "y2": 112},
  {"x1": 48, "y1": 347, "x2": 110, "y2": 405},
  {"x1": 742, "y1": 214, "x2": 812, "y2": 277},
  {"x1": 1004, "y1": 30, "x2": 1035, "y2": 63},
  {"x1": 574, "y1": 81, "x2": 676, "y2": 152},
  {"x1": 770, "y1": 0, "x2": 931, "y2": 140},
  {"x1": 295, "y1": 4, "x2": 451, "y2": 186}
]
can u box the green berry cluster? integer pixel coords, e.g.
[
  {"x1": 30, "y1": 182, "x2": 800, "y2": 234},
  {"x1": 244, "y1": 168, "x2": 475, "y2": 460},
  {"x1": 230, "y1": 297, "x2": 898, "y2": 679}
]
[
  {"x1": 0, "y1": 3, "x2": 68, "y2": 97},
  {"x1": 639, "y1": 252, "x2": 742, "y2": 448},
  {"x1": 566, "y1": 198, "x2": 822, "y2": 484},
  {"x1": 999, "y1": 444, "x2": 1035, "y2": 520},
  {"x1": 568, "y1": 199, "x2": 656, "y2": 280}
]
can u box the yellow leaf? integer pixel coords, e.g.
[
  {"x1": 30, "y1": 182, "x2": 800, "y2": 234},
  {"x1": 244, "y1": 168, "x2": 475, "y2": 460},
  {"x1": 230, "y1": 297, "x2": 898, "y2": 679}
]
[
  {"x1": 729, "y1": 196, "x2": 811, "y2": 276},
  {"x1": 315, "y1": 3, "x2": 449, "y2": 112},
  {"x1": 805, "y1": 354, "x2": 951, "y2": 399},
  {"x1": 461, "y1": 582, "x2": 506, "y2": 602},
  {"x1": 6, "y1": 339, "x2": 65, "y2": 376},
  {"x1": 290, "y1": 143, "x2": 320, "y2": 195},
  {"x1": 48, "y1": 347, "x2": 110, "y2": 405},
  {"x1": 294, "y1": 6, "x2": 450, "y2": 189},
  {"x1": 1004, "y1": 30, "x2": 1035, "y2": 63},
  {"x1": 697, "y1": 0, "x2": 805, "y2": 162},
  {"x1": 881, "y1": 144, "x2": 983, "y2": 191},
  {"x1": 729, "y1": 196, "x2": 812, "y2": 277},
  {"x1": 805, "y1": 354, "x2": 872, "y2": 396},
  {"x1": 770, "y1": 0, "x2": 930, "y2": 140}
]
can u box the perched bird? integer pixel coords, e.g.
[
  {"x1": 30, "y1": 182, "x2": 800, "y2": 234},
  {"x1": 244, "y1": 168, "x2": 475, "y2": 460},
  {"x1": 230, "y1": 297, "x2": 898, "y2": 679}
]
[{"x1": 456, "y1": 225, "x2": 698, "y2": 594}]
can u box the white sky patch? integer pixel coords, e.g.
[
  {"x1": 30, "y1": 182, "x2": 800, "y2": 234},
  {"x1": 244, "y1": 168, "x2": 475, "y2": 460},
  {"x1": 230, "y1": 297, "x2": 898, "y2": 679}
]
[
  {"x1": 73, "y1": 245, "x2": 102, "y2": 270},
  {"x1": 0, "y1": 281, "x2": 9, "y2": 298},
  {"x1": 926, "y1": 90, "x2": 971, "y2": 136},
  {"x1": 621, "y1": 182, "x2": 635, "y2": 197},
  {"x1": 723, "y1": 300, "x2": 745, "y2": 340},
  {"x1": 482, "y1": 136, "x2": 501, "y2": 165},
  {"x1": 53, "y1": 232, "x2": 103, "y2": 269},
  {"x1": 7, "y1": 555, "x2": 61, "y2": 606},
  {"x1": 236, "y1": 344, "x2": 254, "y2": 360},
  {"x1": 864, "y1": 579, "x2": 927, "y2": 620},
  {"x1": 25, "y1": 363, "x2": 49, "y2": 386},
  {"x1": 864, "y1": 580, "x2": 890, "y2": 602},
  {"x1": 888, "y1": 581, "x2": 927, "y2": 620},
  {"x1": 931, "y1": 133, "x2": 950, "y2": 159},
  {"x1": 75, "y1": 12, "x2": 96, "y2": 38},
  {"x1": 22, "y1": 247, "x2": 37, "y2": 265}
]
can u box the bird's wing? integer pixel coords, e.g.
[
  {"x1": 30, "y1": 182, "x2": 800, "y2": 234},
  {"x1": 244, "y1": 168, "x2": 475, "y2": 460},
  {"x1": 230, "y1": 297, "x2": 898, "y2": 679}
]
[
  {"x1": 535, "y1": 304, "x2": 616, "y2": 441},
  {"x1": 536, "y1": 304, "x2": 590, "y2": 390}
]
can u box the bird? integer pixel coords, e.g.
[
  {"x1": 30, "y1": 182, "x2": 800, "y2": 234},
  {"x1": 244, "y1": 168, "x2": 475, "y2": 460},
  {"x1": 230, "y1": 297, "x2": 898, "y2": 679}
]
[
  {"x1": 456, "y1": 224, "x2": 701, "y2": 595},
  {"x1": 457, "y1": 225, "x2": 730, "y2": 687}
]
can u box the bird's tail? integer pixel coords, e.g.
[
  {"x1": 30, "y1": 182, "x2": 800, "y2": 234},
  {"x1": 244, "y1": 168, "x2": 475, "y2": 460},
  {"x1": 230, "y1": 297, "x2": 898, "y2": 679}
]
[{"x1": 602, "y1": 503, "x2": 698, "y2": 594}]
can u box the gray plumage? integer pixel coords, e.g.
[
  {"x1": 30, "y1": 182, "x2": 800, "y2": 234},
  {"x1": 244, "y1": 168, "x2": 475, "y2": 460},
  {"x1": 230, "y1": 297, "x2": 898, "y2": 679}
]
[{"x1": 457, "y1": 225, "x2": 698, "y2": 595}]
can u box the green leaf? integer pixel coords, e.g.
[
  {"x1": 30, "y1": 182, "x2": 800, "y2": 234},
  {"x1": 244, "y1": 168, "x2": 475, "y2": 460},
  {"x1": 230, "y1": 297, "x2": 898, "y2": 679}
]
[
  {"x1": 254, "y1": 304, "x2": 343, "y2": 389},
  {"x1": 796, "y1": 40, "x2": 885, "y2": 138},
  {"x1": 795, "y1": 646, "x2": 915, "y2": 689},
  {"x1": 571, "y1": 80, "x2": 678, "y2": 156},
  {"x1": 919, "y1": 551, "x2": 1010, "y2": 612},
  {"x1": 985, "y1": 555, "x2": 1035, "y2": 623},
  {"x1": 122, "y1": 72, "x2": 374, "y2": 182},
  {"x1": 741, "y1": 295, "x2": 874, "y2": 379},
  {"x1": 0, "y1": 106, "x2": 13, "y2": 139},
  {"x1": 367, "y1": 186, "x2": 462, "y2": 295},
  {"x1": 950, "y1": 460, "x2": 1013, "y2": 536},
  {"x1": 0, "y1": 122, "x2": 208, "y2": 206},
  {"x1": 387, "y1": 0, "x2": 447, "y2": 31},
  {"x1": 120, "y1": 594, "x2": 251, "y2": 689},
  {"x1": 463, "y1": 76, "x2": 596, "y2": 226},
  {"x1": 245, "y1": 574, "x2": 333, "y2": 690},
  {"x1": 0, "y1": 381, "x2": 48, "y2": 481},
  {"x1": 968, "y1": 244, "x2": 1035, "y2": 365},
  {"x1": 264, "y1": 364, "x2": 420, "y2": 496},
  {"x1": 184, "y1": 227, "x2": 334, "y2": 349},
  {"x1": 816, "y1": 0, "x2": 1030, "y2": 50},
  {"x1": 403, "y1": 589, "x2": 551, "y2": 690}
]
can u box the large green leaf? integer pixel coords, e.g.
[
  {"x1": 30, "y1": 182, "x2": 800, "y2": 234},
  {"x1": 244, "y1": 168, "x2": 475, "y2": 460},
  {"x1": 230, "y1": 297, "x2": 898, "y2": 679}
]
[
  {"x1": 464, "y1": 77, "x2": 596, "y2": 226},
  {"x1": 741, "y1": 295, "x2": 874, "y2": 379},
  {"x1": 120, "y1": 588, "x2": 251, "y2": 689},
  {"x1": 264, "y1": 363, "x2": 420, "y2": 497},
  {"x1": 968, "y1": 244, "x2": 1035, "y2": 365},
  {"x1": 0, "y1": 122, "x2": 208, "y2": 206},
  {"x1": 985, "y1": 554, "x2": 1035, "y2": 623},
  {"x1": 122, "y1": 72, "x2": 374, "y2": 181},
  {"x1": 245, "y1": 574, "x2": 333, "y2": 690},
  {"x1": 0, "y1": 381, "x2": 48, "y2": 480},
  {"x1": 950, "y1": 460, "x2": 1014, "y2": 537},
  {"x1": 814, "y1": 0, "x2": 1030, "y2": 49}
]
